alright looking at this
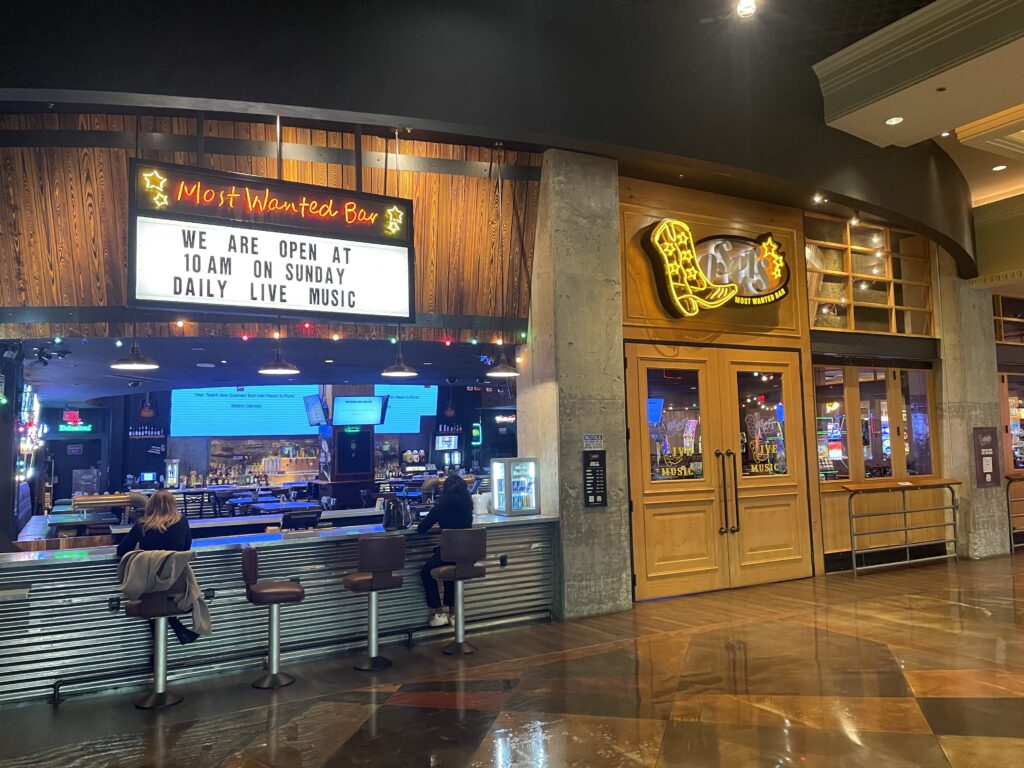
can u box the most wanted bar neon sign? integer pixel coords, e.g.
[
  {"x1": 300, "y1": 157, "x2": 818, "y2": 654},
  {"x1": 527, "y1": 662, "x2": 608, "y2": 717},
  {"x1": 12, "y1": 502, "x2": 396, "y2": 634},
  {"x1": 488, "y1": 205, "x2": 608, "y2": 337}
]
[
  {"x1": 128, "y1": 161, "x2": 416, "y2": 323},
  {"x1": 643, "y1": 218, "x2": 789, "y2": 318}
]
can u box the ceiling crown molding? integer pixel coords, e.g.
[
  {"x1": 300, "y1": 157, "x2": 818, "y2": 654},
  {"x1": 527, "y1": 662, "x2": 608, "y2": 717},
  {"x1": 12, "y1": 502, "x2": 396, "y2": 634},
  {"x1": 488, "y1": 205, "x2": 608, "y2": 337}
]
[{"x1": 814, "y1": 0, "x2": 1024, "y2": 124}]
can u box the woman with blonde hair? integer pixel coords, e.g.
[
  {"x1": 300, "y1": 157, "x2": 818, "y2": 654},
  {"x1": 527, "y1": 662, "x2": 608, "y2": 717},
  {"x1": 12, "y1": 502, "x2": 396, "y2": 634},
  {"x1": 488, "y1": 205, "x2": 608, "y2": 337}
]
[{"x1": 117, "y1": 489, "x2": 197, "y2": 644}]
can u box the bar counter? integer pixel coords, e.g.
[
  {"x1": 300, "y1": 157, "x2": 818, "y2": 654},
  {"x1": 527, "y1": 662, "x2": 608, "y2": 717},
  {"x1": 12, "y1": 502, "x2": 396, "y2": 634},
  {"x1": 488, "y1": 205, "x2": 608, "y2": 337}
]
[{"x1": 0, "y1": 513, "x2": 557, "y2": 705}]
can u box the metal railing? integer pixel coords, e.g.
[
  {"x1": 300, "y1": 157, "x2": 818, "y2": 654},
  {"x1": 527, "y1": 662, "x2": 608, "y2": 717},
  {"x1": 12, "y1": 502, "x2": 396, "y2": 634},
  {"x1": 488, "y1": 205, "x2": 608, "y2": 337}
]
[
  {"x1": 844, "y1": 479, "x2": 960, "y2": 576},
  {"x1": 1006, "y1": 472, "x2": 1024, "y2": 553}
]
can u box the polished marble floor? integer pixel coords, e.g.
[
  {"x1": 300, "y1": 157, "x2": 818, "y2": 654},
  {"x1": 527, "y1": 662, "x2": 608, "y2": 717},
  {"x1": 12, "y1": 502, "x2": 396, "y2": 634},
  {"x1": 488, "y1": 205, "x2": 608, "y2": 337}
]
[{"x1": 4, "y1": 557, "x2": 1024, "y2": 767}]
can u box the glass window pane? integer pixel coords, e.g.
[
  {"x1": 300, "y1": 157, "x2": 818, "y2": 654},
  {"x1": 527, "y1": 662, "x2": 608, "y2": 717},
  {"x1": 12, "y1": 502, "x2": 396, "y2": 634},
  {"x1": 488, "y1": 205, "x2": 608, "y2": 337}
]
[
  {"x1": 851, "y1": 225, "x2": 885, "y2": 250},
  {"x1": 738, "y1": 371, "x2": 788, "y2": 476},
  {"x1": 895, "y1": 310, "x2": 931, "y2": 335},
  {"x1": 814, "y1": 367, "x2": 849, "y2": 481},
  {"x1": 900, "y1": 370, "x2": 933, "y2": 476},
  {"x1": 891, "y1": 231, "x2": 927, "y2": 258},
  {"x1": 892, "y1": 256, "x2": 929, "y2": 283},
  {"x1": 809, "y1": 272, "x2": 847, "y2": 303},
  {"x1": 853, "y1": 305, "x2": 891, "y2": 332},
  {"x1": 647, "y1": 369, "x2": 703, "y2": 481},
  {"x1": 859, "y1": 368, "x2": 891, "y2": 477},
  {"x1": 805, "y1": 217, "x2": 846, "y2": 245},
  {"x1": 1008, "y1": 376, "x2": 1024, "y2": 470},
  {"x1": 1000, "y1": 296, "x2": 1024, "y2": 319},
  {"x1": 1003, "y1": 320, "x2": 1024, "y2": 344},
  {"x1": 852, "y1": 250, "x2": 888, "y2": 277},
  {"x1": 805, "y1": 243, "x2": 845, "y2": 272},
  {"x1": 813, "y1": 300, "x2": 850, "y2": 329},
  {"x1": 854, "y1": 279, "x2": 890, "y2": 305},
  {"x1": 894, "y1": 283, "x2": 929, "y2": 309}
]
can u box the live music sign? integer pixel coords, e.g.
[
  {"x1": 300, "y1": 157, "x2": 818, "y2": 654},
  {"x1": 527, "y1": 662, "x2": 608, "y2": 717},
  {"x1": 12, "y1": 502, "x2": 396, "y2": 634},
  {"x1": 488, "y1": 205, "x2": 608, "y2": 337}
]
[{"x1": 128, "y1": 161, "x2": 415, "y2": 322}]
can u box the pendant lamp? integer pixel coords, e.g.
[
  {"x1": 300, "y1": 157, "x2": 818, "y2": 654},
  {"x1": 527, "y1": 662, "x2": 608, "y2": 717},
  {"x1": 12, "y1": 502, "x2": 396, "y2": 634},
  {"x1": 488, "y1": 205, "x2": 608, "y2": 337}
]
[
  {"x1": 110, "y1": 319, "x2": 159, "y2": 371},
  {"x1": 486, "y1": 351, "x2": 519, "y2": 378},
  {"x1": 258, "y1": 348, "x2": 300, "y2": 375},
  {"x1": 382, "y1": 330, "x2": 417, "y2": 378},
  {"x1": 259, "y1": 324, "x2": 300, "y2": 375}
]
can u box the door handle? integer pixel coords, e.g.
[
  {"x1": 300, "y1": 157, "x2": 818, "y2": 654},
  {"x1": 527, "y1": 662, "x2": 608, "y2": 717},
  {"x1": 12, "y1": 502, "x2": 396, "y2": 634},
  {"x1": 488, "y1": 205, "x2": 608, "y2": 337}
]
[
  {"x1": 714, "y1": 449, "x2": 729, "y2": 535},
  {"x1": 726, "y1": 449, "x2": 741, "y2": 533}
]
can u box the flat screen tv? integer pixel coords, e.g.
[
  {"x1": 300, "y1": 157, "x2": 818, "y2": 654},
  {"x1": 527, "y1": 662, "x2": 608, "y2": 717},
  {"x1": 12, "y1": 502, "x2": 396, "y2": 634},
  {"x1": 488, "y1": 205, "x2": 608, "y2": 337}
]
[
  {"x1": 303, "y1": 394, "x2": 328, "y2": 426},
  {"x1": 332, "y1": 395, "x2": 389, "y2": 426},
  {"x1": 374, "y1": 384, "x2": 439, "y2": 434},
  {"x1": 171, "y1": 385, "x2": 319, "y2": 437},
  {"x1": 435, "y1": 434, "x2": 459, "y2": 451}
]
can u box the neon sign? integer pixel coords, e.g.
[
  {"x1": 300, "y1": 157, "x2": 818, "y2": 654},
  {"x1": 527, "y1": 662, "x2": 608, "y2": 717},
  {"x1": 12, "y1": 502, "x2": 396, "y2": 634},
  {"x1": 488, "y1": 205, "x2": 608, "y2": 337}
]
[
  {"x1": 129, "y1": 161, "x2": 416, "y2": 323},
  {"x1": 643, "y1": 218, "x2": 789, "y2": 318},
  {"x1": 59, "y1": 423, "x2": 94, "y2": 433},
  {"x1": 134, "y1": 163, "x2": 409, "y2": 241}
]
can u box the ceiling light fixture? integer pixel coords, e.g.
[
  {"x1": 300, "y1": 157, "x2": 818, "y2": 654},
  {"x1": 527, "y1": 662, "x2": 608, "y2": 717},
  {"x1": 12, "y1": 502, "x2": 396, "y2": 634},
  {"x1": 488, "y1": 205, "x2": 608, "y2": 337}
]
[
  {"x1": 993, "y1": 164, "x2": 1008, "y2": 172},
  {"x1": 736, "y1": 0, "x2": 756, "y2": 18},
  {"x1": 813, "y1": 193, "x2": 824, "y2": 204},
  {"x1": 885, "y1": 116, "x2": 904, "y2": 126},
  {"x1": 940, "y1": 131, "x2": 951, "y2": 138},
  {"x1": 110, "y1": 318, "x2": 159, "y2": 371},
  {"x1": 259, "y1": 322, "x2": 300, "y2": 375},
  {"x1": 258, "y1": 349, "x2": 300, "y2": 376},
  {"x1": 849, "y1": 214, "x2": 860, "y2": 226},
  {"x1": 382, "y1": 325, "x2": 417, "y2": 378}
]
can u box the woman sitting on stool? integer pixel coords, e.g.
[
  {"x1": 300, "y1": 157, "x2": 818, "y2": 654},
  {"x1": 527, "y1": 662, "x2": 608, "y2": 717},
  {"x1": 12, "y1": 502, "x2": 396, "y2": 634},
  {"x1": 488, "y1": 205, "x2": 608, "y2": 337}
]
[
  {"x1": 117, "y1": 490, "x2": 198, "y2": 644},
  {"x1": 417, "y1": 474, "x2": 472, "y2": 626}
]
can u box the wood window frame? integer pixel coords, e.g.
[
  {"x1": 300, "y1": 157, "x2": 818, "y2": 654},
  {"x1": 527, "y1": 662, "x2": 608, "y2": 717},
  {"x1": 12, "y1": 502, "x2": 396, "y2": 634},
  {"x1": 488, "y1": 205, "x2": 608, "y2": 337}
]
[
  {"x1": 805, "y1": 213, "x2": 935, "y2": 338},
  {"x1": 814, "y1": 363, "x2": 939, "y2": 489}
]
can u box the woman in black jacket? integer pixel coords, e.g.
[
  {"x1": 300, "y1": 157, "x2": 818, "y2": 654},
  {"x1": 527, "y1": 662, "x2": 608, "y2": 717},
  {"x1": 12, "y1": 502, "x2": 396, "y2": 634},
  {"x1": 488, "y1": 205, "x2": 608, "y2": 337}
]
[
  {"x1": 117, "y1": 490, "x2": 197, "y2": 644},
  {"x1": 417, "y1": 474, "x2": 473, "y2": 626}
]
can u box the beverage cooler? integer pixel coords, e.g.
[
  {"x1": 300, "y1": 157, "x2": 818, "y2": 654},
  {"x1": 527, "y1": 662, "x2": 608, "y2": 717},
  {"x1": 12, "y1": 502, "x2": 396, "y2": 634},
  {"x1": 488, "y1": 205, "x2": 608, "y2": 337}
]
[{"x1": 490, "y1": 457, "x2": 540, "y2": 516}]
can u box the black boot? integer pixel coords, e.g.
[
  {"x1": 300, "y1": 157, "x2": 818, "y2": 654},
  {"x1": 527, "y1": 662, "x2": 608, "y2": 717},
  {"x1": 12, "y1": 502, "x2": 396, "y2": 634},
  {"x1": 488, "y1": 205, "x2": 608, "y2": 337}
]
[{"x1": 169, "y1": 617, "x2": 200, "y2": 645}]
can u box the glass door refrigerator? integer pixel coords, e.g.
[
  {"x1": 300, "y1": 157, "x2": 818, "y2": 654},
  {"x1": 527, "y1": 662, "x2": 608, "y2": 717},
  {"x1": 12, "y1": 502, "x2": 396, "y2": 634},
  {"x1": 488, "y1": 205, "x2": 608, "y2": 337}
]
[{"x1": 490, "y1": 457, "x2": 540, "y2": 516}]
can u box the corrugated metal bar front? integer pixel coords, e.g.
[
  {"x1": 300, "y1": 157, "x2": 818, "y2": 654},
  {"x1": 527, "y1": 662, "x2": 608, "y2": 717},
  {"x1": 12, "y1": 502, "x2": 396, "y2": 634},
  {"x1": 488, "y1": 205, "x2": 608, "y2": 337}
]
[{"x1": 0, "y1": 522, "x2": 555, "y2": 704}]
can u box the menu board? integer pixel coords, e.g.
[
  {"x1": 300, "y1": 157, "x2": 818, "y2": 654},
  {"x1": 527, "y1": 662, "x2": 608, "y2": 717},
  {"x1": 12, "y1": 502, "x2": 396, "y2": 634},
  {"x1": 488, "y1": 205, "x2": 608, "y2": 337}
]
[{"x1": 129, "y1": 161, "x2": 414, "y2": 322}]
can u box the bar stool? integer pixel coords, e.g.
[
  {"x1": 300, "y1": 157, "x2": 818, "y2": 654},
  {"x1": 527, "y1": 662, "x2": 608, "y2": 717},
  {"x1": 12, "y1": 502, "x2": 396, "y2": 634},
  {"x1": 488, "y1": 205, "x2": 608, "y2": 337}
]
[
  {"x1": 181, "y1": 491, "x2": 205, "y2": 518},
  {"x1": 342, "y1": 535, "x2": 405, "y2": 671},
  {"x1": 125, "y1": 588, "x2": 190, "y2": 710},
  {"x1": 241, "y1": 547, "x2": 306, "y2": 689},
  {"x1": 432, "y1": 527, "x2": 487, "y2": 656}
]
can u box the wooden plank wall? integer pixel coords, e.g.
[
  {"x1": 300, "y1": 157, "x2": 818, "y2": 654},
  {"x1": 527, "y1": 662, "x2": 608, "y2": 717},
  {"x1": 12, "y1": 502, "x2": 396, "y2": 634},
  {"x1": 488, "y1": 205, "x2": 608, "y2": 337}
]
[{"x1": 0, "y1": 113, "x2": 541, "y2": 340}]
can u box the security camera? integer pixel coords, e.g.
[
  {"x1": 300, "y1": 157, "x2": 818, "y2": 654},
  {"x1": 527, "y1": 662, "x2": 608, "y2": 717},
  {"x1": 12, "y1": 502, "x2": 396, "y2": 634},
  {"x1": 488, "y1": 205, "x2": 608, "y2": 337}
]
[
  {"x1": 127, "y1": 380, "x2": 142, "y2": 388},
  {"x1": 446, "y1": 377, "x2": 458, "y2": 384}
]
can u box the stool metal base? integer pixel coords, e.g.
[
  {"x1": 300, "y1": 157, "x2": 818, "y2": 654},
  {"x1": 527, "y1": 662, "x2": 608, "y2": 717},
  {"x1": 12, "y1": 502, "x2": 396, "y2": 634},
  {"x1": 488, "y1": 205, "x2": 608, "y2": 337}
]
[
  {"x1": 442, "y1": 640, "x2": 477, "y2": 656},
  {"x1": 135, "y1": 690, "x2": 183, "y2": 710},
  {"x1": 354, "y1": 655, "x2": 393, "y2": 672},
  {"x1": 252, "y1": 671, "x2": 295, "y2": 689}
]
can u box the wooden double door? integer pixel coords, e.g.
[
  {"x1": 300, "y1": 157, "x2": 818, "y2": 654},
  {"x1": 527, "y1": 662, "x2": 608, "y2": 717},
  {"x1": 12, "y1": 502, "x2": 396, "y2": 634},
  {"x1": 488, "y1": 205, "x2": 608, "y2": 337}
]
[{"x1": 627, "y1": 344, "x2": 813, "y2": 599}]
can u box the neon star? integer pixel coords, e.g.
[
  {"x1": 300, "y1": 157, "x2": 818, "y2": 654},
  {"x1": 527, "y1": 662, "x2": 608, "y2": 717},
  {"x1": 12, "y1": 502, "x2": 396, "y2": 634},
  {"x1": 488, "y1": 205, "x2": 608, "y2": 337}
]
[
  {"x1": 384, "y1": 205, "x2": 404, "y2": 235},
  {"x1": 142, "y1": 169, "x2": 167, "y2": 192},
  {"x1": 759, "y1": 236, "x2": 785, "y2": 280},
  {"x1": 152, "y1": 191, "x2": 169, "y2": 208}
]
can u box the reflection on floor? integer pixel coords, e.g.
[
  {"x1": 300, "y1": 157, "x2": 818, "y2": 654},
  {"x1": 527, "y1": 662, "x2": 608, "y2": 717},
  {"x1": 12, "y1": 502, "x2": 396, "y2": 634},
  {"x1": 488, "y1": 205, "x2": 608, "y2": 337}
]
[{"x1": 4, "y1": 557, "x2": 1024, "y2": 767}]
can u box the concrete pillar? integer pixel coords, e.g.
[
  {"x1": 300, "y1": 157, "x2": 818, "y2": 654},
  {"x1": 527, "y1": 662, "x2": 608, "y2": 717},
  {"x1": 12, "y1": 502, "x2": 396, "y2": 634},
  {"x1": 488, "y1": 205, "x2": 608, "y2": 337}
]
[
  {"x1": 517, "y1": 149, "x2": 632, "y2": 620},
  {"x1": 934, "y1": 249, "x2": 1008, "y2": 558}
]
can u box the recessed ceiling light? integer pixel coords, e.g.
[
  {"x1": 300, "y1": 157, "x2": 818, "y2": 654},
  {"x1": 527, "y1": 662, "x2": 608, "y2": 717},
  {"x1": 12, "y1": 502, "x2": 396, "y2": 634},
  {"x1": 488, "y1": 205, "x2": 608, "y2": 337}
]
[
  {"x1": 940, "y1": 131, "x2": 951, "y2": 137},
  {"x1": 220, "y1": 360, "x2": 227, "y2": 364},
  {"x1": 813, "y1": 193, "x2": 824, "y2": 204},
  {"x1": 993, "y1": 164, "x2": 1008, "y2": 172},
  {"x1": 849, "y1": 215, "x2": 860, "y2": 226},
  {"x1": 324, "y1": 359, "x2": 334, "y2": 363},
  {"x1": 736, "y1": 0, "x2": 756, "y2": 18},
  {"x1": 885, "y1": 116, "x2": 904, "y2": 126},
  {"x1": 196, "y1": 361, "x2": 216, "y2": 368}
]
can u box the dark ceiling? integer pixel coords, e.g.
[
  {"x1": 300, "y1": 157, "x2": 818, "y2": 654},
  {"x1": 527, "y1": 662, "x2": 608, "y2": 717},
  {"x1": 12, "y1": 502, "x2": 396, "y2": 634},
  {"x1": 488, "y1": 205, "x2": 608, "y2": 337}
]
[
  {"x1": 685, "y1": 0, "x2": 937, "y2": 63},
  {"x1": 20, "y1": 338, "x2": 515, "y2": 406}
]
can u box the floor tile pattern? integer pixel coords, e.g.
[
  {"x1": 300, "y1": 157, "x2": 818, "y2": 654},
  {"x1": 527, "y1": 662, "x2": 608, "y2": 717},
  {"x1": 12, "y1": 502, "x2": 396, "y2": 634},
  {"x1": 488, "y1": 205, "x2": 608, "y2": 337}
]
[{"x1": 3, "y1": 557, "x2": 1024, "y2": 766}]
